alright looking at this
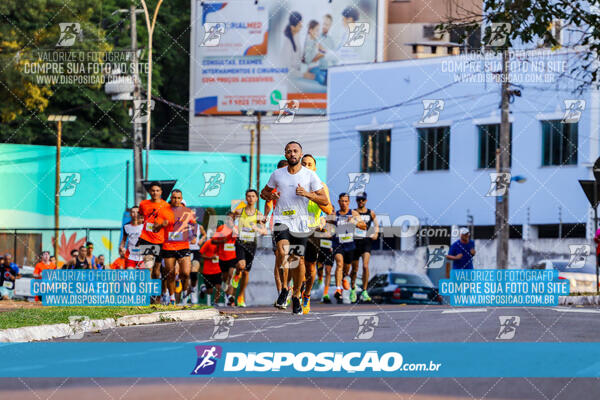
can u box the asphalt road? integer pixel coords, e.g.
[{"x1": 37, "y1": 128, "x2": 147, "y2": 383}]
[{"x1": 2, "y1": 303, "x2": 600, "y2": 399}]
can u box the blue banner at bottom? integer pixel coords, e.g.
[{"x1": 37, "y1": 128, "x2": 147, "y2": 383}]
[{"x1": 1, "y1": 342, "x2": 599, "y2": 377}]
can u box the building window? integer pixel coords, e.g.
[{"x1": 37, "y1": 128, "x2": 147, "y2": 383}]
[
  {"x1": 360, "y1": 129, "x2": 391, "y2": 173},
  {"x1": 417, "y1": 126, "x2": 450, "y2": 171},
  {"x1": 541, "y1": 120, "x2": 577, "y2": 166},
  {"x1": 478, "y1": 124, "x2": 512, "y2": 169}
]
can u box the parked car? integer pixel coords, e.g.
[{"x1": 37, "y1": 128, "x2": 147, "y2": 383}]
[
  {"x1": 528, "y1": 259, "x2": 599, "y2": 294},
  {"x1": 366, "y1": 272, "x2": 443, "y2": 305}
]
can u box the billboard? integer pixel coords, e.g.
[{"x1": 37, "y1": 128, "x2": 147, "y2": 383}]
[{"x1": 191, "y1": 0, "x2": 378, "y2": 115}]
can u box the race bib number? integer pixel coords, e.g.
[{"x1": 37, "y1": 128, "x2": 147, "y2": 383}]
[
  {"x1": 211, "y1": 256, "x2": 219, "y2": 263},
  {"x1": 224, "y1": 243, "x2": 236, "y2": 252},
  {"x1": 320, "y1": 239, "x2": 332, "y2": 249},
  {"x1": 2, "y1": 280, "x2": 14, "y2": 290},
  {"x1": 130, "y1": 247, "x2": 141, "y2": 255},
  {"x1": 145, "y1": 222, "x2": 154, "y2": 232},
  {"x1": 355, "y1": 228, "x2": 367, "y2": 238},
  {"x1": 240, "y1": 229, "x2": 256, "y2": 241},
  {"x1": 169, "y1": 231, "x2": 184, "y2": 241},
  {"x1": 340, "y1": 234, "x2": 354, "y2": 243},
  {"x1": 282, "y1": 209, "x2": 296, "y2": 216}
]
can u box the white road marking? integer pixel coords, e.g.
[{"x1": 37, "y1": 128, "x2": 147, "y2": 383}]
[
  {"x1": 442, "y1": 308, "x2": 488, "y2": 314},
  {"x1": 552, "y1": 307, "x2": 600, "y2": 313},
  {"x1": 326, "y1": 312, "x2": 378, "y2": 317}
]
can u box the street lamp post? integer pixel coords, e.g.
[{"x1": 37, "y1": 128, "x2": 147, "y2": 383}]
[
  {"x1": 140, "y1": 0, "x2": 164, "y2": 179},
  {"x1": 48, "y1": 115, "x2": 77, "y2": 261}
]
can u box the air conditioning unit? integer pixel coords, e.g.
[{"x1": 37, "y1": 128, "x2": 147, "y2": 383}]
[{"x1": 423, "y1": 25, "x2": 444, "y2": 41}]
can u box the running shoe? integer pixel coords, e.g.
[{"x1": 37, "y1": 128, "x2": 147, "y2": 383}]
[
  {"x1": 302, "y1": 296, "x2": 311, "y2": 314},
  {"x1": 161, "y1": 293, "x2": 170, "y2": 305},
  {"x1": 350, "y1": 288, "x2": 357, "y2": 303},
  {"x1": 199, "y1": 284, "x2": 207, "y2": 299},
  {"x1": 322, "y1": 294, "x2": 332, "y2": 304},
  {"x1": 360, "y1": 290, "x2": 372, "y2": 302},
  {"x1": 334, "y1": 289, "x2": 343, "y2": 304},
  {"x1": 231, "y1": 273, "x2": 241, "y2": 289},
  {"x1": 342, "y1": 277, "x2": 351, "y2": 291},
  {"x1": 292, "y1": 296, "x2": 302, "y2": 315},
  {"x1": 275, "y1": 288, "x2": 288, "y2": 309},
  {"x1": 237, "y1": 295, "x2": 246, "y2": 307},
  {"x1": 286, "y1": 288, "x2": 293, "y2": 308},
  {"x1": 227, "y1": 295, "x2": 236, "y2": 307},
  {"x1": 175, "y1": 279, "x2": 182, "y2": 294}
]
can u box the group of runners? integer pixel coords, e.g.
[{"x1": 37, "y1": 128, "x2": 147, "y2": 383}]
[{"x1": 120, "y1": 141, "x2": 378, "y2": 314}]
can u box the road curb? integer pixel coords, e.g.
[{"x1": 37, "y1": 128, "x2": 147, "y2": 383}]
[
  {"x1": 559, "y1": 295, "x2": 600, "y2": 305},
  {"x1": 0, "y1": 308, "x2": 219, "y2": 343}
]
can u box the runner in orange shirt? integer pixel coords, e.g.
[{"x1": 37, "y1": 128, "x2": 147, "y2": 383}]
[
  {"x1": 137, "y1": 182, "x2": 175, "y2": 303},
  {"x1": 163, "y1": 189, "x2": 196, "y2": 305},
  {"x1": 199, "y1": 237, "x2": 222, "y2": 305},
  {"x1": 34, "y1": 251, "x2": 55, "y2": 302},
  {"x1": 110, "y1": 247, "x2": 127, "y2": 269},
  {"x1": 212, "y1": 212, "x2": 238, "y2": 306}
]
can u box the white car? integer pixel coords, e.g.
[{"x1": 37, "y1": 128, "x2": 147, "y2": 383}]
[{"x1": 529, "y1": 259, "x2": 599, "y2": 294}]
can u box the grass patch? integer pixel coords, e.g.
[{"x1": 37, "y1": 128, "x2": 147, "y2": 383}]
[{"x1": 0, "y1": 305, "x2": 210, "y2": 330}]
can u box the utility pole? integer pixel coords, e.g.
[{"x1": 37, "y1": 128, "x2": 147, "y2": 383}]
[
  {"x1": 496, "y1": 47, "x2": 510, "y2": 269},
  {"x1": 130, "y1": 3, "x2": 145, "y2": 205},
  {"x1": 48, "y1": 115, "x2": 76, "y2": 261}
]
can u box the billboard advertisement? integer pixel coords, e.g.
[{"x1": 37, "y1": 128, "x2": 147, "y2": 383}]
[{"x1": 191, "y1": 0, "x2": 378, "y2": 115}]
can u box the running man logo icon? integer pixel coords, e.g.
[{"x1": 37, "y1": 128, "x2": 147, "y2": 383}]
[
  {"x1": 567, "y1": 244, "x2": 590, "y2": 269},
  {"x1": 420, "y1": 100, "x2": 444, "y2": 124},
  {"x1": 345, "y1": 23, "x2": 370, "y2": 47},
  {"x1": 354, "y1": 315, "x2": 379, "y2": 339},
  {"x1": 139, "y1": 244, "x2": 161, "y2": 258},
  {"x1": 67, "y1": 316, "x2": 90, "y2": 340},
  {"x1": 425, "y1": 245, "x2": 449, "y2": 269},
  {"x1": 199, "y1": 172, "x2": 226, "y2": 197},
  {"x1": 57, "y1": 23, "x2": 81, "y2": 47},
  {"x1": 485, "y1": 172, "x2": 511, "y2": 197},
  {"x1": 211, "y1": 316, "x2": 234, "y2": 340},
  {"x1": 131, "y1": 100, "x2": 156, "y2": 123},
  {"x1": 281, "y1": 244, "x2": 305, "y2": 270},
  {"x1": 347, "y1": 173, "x2": 370, "y2": 196},
  {"x1": 276, "y1": 100, "x2": 299, "y2": 123},
  {"x1": 201, "y1": 22, "x2": 225, "y2": 47},
  {"x1": 562, "y1": 100, "x2": 585, "y2": 123},
  {"x1": 487, "y1": 23, "x2": 511, "y2": 47},
  {"x1": 191, "y1": 345, "x2": 222, "y2": 375},
  {"x1": 496, "y1": 316, "x2": 520, "y2": 340},
  {"x1": 59, "y1": 173, "x2": 81, "y2": 197}
]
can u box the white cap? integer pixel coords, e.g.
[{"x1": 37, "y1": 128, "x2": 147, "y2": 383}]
[
  {"x1": 459, "y1": 227, "x2": 470, "y2": 235},
  {"x1": 181, "y1": 199, "x2": 187, "y2": 206}
]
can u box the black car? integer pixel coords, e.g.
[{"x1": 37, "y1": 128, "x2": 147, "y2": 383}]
[{"x1": 367, "y1": 272, "x2": 442, "y2": 305}]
